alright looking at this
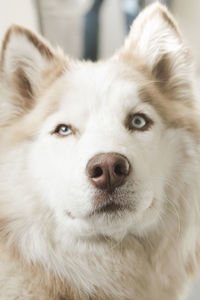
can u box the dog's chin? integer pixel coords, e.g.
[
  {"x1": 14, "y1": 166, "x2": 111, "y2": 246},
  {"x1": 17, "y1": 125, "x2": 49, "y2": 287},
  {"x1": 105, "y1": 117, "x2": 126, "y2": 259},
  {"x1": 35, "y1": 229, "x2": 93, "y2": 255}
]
[
  {"x1": 64, "y1": 205, "x2": 133, "y2": 241},
  {"x1": 83, "y1": 204, "x2": 159, "y2": 241},
  {"x1": 82, "y1": 203, "x2": 139, "y2": 241},
  {"x1": 64, "y1": 205, "x2": 157, "y2": 242},
  {"x1": 83, "y1": 212, "x2": 132, "y2": 241},
  {"x1": 63, "y1": 191, "x2": 157, "y2": 240}
]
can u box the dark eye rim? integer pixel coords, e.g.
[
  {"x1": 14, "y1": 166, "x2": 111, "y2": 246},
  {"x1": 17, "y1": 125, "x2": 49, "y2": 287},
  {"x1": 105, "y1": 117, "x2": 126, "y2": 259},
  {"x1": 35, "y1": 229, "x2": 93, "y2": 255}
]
[
  {"x1": 125, "y1": 113, "x2": 153, "y2": 131},
  {"x1": 51, "y1": 124, "x2": 75, "y2": 137}
]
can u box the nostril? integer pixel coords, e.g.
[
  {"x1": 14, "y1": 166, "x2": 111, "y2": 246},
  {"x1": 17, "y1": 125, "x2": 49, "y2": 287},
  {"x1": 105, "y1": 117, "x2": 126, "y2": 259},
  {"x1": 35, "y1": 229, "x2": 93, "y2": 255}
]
[
  {"x1": 92, "y1": 166, "x2": 103, "y2": 178},
  {"x1": 114, "y1": 164, "x2": 124, "y2": 176},
  {"x1": 114, "y1": 160, "x2": 129, "y2": 177}
]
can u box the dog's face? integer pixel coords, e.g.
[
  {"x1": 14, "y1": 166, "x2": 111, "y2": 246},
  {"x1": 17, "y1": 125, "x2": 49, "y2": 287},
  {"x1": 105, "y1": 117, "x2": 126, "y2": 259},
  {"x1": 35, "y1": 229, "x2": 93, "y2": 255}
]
[
  {"x1": 0, "y1": 4, "x2": 198, "y2": 242},
  {"x1": 27, "y1": 62, "x2": 173, "y2": 239}
]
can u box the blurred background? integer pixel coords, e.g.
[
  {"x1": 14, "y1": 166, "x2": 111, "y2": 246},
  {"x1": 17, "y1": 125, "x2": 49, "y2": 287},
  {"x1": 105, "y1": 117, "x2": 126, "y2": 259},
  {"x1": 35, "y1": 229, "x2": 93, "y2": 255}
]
[
  {"x1": 1, "y1": 0, "x2": 200, "y2": 74},
  {"x1": 0, "y1": 0, "x2": 200, "y2": 298}
]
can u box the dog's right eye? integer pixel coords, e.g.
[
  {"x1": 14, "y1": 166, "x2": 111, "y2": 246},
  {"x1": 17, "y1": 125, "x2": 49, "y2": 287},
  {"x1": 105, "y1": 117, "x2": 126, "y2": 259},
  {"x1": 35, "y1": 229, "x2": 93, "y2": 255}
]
[{"x1": 52, "y1": 124, "x2": 73, "y2": 137}]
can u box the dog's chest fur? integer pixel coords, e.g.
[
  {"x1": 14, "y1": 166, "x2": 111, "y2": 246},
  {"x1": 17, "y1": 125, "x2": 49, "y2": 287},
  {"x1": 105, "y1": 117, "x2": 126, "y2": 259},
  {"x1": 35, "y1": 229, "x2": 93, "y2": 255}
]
[{"x1": 0, "y1": 235, "x2": 191, "y2": 300}]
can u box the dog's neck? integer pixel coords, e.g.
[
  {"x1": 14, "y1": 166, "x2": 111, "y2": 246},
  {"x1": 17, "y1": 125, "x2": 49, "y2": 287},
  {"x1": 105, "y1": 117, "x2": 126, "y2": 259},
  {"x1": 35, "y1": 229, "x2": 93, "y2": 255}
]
[{"x1": 1, "y1": 202, "x2": 198, "y2": 300}]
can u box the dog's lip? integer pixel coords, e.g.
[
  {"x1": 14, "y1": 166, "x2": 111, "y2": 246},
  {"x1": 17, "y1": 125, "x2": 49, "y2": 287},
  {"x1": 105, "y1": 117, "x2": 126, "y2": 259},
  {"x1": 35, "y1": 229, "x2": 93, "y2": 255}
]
[{"x1": 92, "y1": 201, "x2": 129, "y2": 215}]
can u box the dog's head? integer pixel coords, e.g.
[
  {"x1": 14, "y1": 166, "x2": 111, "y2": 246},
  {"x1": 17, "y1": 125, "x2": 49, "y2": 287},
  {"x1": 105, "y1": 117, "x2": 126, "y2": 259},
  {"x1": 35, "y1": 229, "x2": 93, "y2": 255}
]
[{"x1": 0, "y1": 3, "x2": 199, "y2": 243}]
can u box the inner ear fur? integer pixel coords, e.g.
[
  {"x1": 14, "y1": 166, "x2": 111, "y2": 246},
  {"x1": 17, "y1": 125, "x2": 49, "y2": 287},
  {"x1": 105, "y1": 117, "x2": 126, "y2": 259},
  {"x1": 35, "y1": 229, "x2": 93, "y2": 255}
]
[
  {"x1": 0, "y1": 25, "x2": 67, "y2": 112},
  {"x1": 119, "y1": 3, "x2": 194, "y2": 102},
  {"x1": 1, "y1": 25, "x2": 54, "y2": 64}
]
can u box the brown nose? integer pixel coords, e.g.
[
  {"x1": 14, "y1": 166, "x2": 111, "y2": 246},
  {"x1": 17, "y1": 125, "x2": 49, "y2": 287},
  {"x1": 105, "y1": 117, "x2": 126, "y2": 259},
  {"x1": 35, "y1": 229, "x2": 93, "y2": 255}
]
[{"x1": 86, "y1": 153, "x2": 130, "y2": 193}]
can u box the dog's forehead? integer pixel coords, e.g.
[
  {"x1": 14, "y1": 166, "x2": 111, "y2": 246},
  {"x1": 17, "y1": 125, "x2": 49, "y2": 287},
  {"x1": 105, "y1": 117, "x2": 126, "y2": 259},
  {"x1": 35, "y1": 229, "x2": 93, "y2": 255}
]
[{"x1": 59, "y1": 61, "x2": 141, "y2": 113}]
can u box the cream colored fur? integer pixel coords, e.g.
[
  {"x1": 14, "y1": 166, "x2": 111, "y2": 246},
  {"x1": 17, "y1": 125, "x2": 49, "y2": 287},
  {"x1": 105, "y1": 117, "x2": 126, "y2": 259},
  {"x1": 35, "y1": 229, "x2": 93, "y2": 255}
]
[{"x1": 0, "y1": 3, "x2": 200, "y2": 300}]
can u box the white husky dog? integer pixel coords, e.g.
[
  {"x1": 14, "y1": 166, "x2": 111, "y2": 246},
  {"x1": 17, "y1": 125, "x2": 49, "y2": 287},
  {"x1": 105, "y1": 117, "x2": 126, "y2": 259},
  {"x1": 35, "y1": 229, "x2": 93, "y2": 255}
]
[{"x1": 0, "y1": 3, "x2": 200, "y2": 300}]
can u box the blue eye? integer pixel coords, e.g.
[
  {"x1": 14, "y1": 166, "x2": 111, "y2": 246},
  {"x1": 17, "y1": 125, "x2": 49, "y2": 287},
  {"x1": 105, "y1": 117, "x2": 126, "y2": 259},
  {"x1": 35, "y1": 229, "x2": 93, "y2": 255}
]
[
  {"x1": 54, "y1": 124, "x2": 72, "y2": 136},
  {"x1": 127, "y1": 113, "x2": 152, "y2": 131},
  {"x1": 131, "y1": 115, "x2": 147, "y2": 129}
]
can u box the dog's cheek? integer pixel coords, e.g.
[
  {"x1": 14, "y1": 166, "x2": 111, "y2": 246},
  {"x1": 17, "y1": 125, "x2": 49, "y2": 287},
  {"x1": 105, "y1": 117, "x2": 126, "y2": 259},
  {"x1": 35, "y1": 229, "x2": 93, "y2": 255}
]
[
  {"x1": 27, "y1": 137, "x2": 93, "y2": 217},
  {"x1": 127, "y1": 131, "x2": 171, "y2": 229}
]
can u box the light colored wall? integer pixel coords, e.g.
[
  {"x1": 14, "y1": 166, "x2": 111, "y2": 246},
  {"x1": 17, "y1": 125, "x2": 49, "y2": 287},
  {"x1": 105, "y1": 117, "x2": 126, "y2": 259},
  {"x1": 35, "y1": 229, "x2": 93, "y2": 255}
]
[
  {"x1": 37, "y1": 0, "x2": 83, "y2": 58},
  {"x1": 0, "y1": 0, "x2": 39, "y2": 43},
  {"x1": 99, "y1": 0, "x2": 125, "y2": 58},
  {"x1": 171, "y1": 0, "x2": 200, "y2": 74},
  {"x1": 37, "y1": 0, "x2": 125, "y2": 59}
]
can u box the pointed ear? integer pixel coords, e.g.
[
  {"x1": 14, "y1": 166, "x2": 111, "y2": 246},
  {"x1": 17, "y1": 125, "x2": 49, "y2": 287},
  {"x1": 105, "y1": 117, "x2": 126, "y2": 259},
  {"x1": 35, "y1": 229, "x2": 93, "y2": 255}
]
[
  {"x1": 119, "y1": 3, "x2": 194, "y2": 102},
  {"x1": 0, "y1": 25, "x2": 66, "y2": 112}
]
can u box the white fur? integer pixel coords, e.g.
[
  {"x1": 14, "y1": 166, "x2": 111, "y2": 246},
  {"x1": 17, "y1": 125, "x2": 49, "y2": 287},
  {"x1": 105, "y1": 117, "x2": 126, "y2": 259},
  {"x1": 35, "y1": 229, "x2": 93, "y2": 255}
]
[{"x1": 0, "y1": 3, "x2": 200, "y2": 300}]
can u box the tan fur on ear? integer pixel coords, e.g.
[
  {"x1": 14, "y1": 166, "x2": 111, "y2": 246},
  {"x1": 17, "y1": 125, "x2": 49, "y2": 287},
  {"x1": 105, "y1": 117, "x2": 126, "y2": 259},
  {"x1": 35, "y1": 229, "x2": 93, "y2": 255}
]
[
  {"x1": 119, "y1": 2, "x2": 194, "y2": 102},
  {"x1": 127, "y1": 2, "x2": 183, "y2": 50},
  {"x1": 15, "y1": 67, "x2": 33, "y2": 100},
  {"x1": 0, "y1": 25, "x2": 68, "y2": 118},
  {"x1": 0, "y1": 24, "x2": 54, "y2": 67}
]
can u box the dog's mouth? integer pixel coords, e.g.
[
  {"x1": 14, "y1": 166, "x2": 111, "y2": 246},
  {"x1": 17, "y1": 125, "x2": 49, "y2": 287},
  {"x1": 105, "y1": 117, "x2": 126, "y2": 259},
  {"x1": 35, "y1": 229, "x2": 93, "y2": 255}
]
[
  {"x1": 66, "y1": 201, "x2": 127, "y2": 220},
  {"x1": 66, "y1": 190, "x2": 132, "y2": 220},
  {"x1": 88, "y1": 189, "x2": 132, "y2": 217},
  {"x1": 94, "y1": 201, "x2": 124, "y2": 214}
]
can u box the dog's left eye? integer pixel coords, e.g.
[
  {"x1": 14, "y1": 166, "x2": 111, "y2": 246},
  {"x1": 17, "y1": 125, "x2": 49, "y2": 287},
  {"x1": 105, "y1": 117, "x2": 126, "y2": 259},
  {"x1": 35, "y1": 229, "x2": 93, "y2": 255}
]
[
  {"x1": 126, "y1": 113, "x2": 152, "y2": 131},
  {"x1": 131, "y1": 115, "x2": 147, "y2": 129},
  {"x1": 53, "y1": 124, "x2": 73, "y2": 136}
]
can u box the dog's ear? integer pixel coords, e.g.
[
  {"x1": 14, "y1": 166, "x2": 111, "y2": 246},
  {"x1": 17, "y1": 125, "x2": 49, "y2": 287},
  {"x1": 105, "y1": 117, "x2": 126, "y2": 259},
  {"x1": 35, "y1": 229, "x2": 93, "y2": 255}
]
[
  {"x1": 0, "y1": 25, "x2": 66, "y2": 112},
  {"x1": 119, "y1": 3, "x2": 194, "y2": 102}
]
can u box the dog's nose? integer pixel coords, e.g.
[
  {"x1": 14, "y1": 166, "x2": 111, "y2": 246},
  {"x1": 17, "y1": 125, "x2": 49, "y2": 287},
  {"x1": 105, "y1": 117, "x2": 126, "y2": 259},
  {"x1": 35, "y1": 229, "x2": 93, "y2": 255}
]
[{"x1": 86, "y1": 153, "x2": 130, "y2": 193}]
